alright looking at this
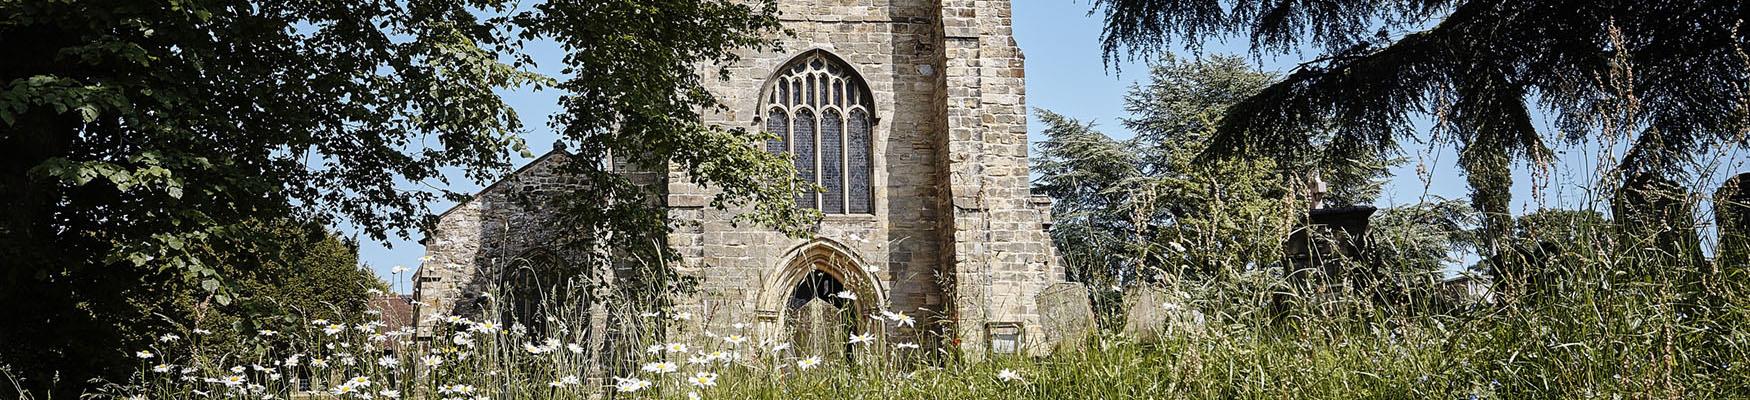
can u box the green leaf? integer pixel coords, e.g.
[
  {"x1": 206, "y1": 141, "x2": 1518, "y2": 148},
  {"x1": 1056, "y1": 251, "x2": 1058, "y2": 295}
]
[{"x1": 200, "y1": 279, "x2": 219, "y2": 292}]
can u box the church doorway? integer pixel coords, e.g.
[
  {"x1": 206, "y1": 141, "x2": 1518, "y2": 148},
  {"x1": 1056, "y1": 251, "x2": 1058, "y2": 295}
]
[
  {"x1": 785, "y1": 267, "x2": 858, "y2": 360},
  {"x1": 756, "y1": 240, "x2": 884, "y2": 361}
]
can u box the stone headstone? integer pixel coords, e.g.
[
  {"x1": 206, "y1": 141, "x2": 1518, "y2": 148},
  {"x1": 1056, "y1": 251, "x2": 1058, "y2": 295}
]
[
  {"x1": 1715, "y1": 173, "x2": 1750, "y2": 269},
  {"x1": 1122, "y1": 286, "x2": 1202, "y2": 341},
  {"x1": 1613, "y1": 173, "x2": 1704, "y2": 269},
  {"x1": 790, "y1": 299, "x2": 847, "y2": 359},
  {"x1": 1034, "y1": 282, "x2": 1095, "y2": 350}
]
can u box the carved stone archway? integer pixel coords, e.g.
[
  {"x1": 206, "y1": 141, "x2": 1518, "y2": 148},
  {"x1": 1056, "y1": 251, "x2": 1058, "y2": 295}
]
[{"x1": 754, "y1": 238, "x2": 885, "y2": 338}]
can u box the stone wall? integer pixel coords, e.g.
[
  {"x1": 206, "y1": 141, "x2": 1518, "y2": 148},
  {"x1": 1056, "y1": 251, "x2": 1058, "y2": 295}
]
[
  {"x1": 412, "y1": 152, "x2": 592, "y2": 337},
  {"x1": 668, "y1": 0, "x2": 949, "y2": 344},
  {"x1": 932, "y1": 0, "x2": 1062, "y2": 357}
]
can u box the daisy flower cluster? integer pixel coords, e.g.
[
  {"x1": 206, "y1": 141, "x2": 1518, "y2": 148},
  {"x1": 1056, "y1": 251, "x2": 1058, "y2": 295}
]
[{"x1": 107, "y1": 286, "x2": 996, "y2": 400}]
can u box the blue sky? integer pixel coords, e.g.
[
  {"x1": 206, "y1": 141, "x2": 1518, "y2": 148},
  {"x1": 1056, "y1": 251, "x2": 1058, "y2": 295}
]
[{"x1": 358, "y1": 1, "x2": 1748, "y2": 290}]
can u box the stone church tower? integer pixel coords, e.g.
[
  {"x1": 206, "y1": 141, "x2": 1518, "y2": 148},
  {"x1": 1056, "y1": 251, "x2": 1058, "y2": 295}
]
[{"x1": 414, "y1": 0, "x2": 1064, "y2": 357}]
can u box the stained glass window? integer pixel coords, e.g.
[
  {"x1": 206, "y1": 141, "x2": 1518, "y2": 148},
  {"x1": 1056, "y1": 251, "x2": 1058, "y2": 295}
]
[
  {"x1": 758, "y1": 52, "x2": 874, "y2": 215},
  {"x1": 848, "y1": 109, "x2": 873, "y2": 214},
  {"x1": 821, "y1": 109, "x2": 845, "y2": 214}
]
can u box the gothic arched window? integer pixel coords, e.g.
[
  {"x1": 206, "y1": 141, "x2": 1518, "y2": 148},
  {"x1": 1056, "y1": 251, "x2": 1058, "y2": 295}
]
[{"x1": 760, "y1": 52, "x2": 874, "y2": 214}]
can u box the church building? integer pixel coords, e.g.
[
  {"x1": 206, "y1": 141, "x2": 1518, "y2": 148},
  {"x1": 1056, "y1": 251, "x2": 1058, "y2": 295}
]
[{"x1": 413, "y1": 0, "x2": 1066, "y2": 358}]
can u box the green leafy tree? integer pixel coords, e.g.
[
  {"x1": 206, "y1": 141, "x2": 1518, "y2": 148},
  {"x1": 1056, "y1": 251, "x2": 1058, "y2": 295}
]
[
  {"x1": 0, "y1": 0, "x2": 798, "y2": 393},
  {"x1": 1035, "y1": 55, "x2": 1390, "y2": 287},
  {"x1": 1090, "y1": 0, "x2": 1749, "y2": 251}
]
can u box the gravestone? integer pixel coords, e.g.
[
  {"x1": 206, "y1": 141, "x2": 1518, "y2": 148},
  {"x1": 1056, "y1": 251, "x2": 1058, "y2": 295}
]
[
  {"x1": 790, "y1": 299, "x2": 848, "y2": 359},
  {"x1": 1613, "y1": 173, "x2": 1705, "y2": 269},
  {"x1": 1715, "y1": 173, "x2": 1750, "y2": 269},
  {"x1": 1035, "y1": 283, "x2": 1095, "y2": 349},
  {"x1": 1122, "y1": 286, "x2": 1203, "y2": 341}
]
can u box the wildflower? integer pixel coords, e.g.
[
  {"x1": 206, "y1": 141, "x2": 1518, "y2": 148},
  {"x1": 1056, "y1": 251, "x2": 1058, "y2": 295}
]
[
  {"x1": 311, "y1": 319, "x2": 330, "y2": 326},
  {"x1": 283, "y1": 354, "x2": 302, "y2": 367},
  {"x1": 391, "y1": 265, "x2": 409, "y2": 274},
  {"x1": 893, "y1": 313, "x2": 915, "y2": 327},
  {"x1": 219, "y1": 375, "x2": 246, "y2": 387},
  {"x1": 135, "y1": 350, "x2": 154, "y2": 359},
  {"x1": 376, "y1": 356, "x2": 398, "y2": 367},
  {"x1": 324, "y1": 324, "x2": 345, "y2": 335},
  {"x1": 125, "y1": 395, "x2": 146, "y2": 400},
  {"x1": 723, "y1": 334, "x2": 748, "y2": 345},
  {"x1": 687, "y1": 372, "x2": 718, "y2": 387},
  {"x1": 896, "y1": 342, "x2": 920, "y2": 349},
  {"x1": 771, "y1": 342, "x2": 792, "y2": 352},
  {"x1": 470, "y1": 321, "x2": 501, "y2": 334},
  {"x1": 646, "y1": 344, "x2": 665, "y2": 354},
  {"x1": 420, "y1": 255, "x2": 433, "y2": 263},
  {"x1": 547, "y1": 380, "x2": 565, "y2": 388},
  {"x1": 567, "y1": 343, "x2": 585, "y2": 354},
  {"x1": 420, "y1": 355, "x2": 444, "y2": 367},
  {"x1": 673, "y1": 312, "x2": 693, "y2": 321},
  {"x1": 560, "y1": 375, "x2": 581, "y2": 386},
  {"x1": 346, "y1": 376, "x2": 372, "y2": 388},
  {"x1": 642, "y1": 361, "x2": 679, "y2": 374},
  {"x1": 997, "y1": 369, "x2": 1022, "y2": 382},
  {"x1": 257, "y1": 330, "x2": 278, "y2": 337},
  {"x1": 230, "y1": 366, "x2": 247, "y2": 373},
  {"x1": 848, "y1": 333, "x2": 876, "y2": 345},
  {"x1": 452, "y1": 334, "x2": 475, "y2": 347},
  {"x1": 796, "y1": 356, "x2": 822, "y2": 370},
  {"x1": 522, "y1": 342, "x2": 550, "y2": 354},
  {"x1": 687, "y1": 354, "x2": 711, "y2": 365},
  {"x1": 706, "y1": 350, "x2": 733, "y2": 363},
  {"x1": 368, "y1": 334, "x2": 387, "y2": 342},
  {"x1": 152, "y1": 364, "x2": 172, "y2": 373},
  {"x1": 445, "y1": 315, "x2": 469, "y2": 325},
  {"x1": 158, "y1": 334, "x2": 181, "y2": 342},
  {"x1": 378, "y1": 390, "x2": 400, "y2": 399},
  {"x1": 329, "y1": 384, "x2": 357, "y2": 396},
  {"x1": 310, "y1": 358, "x2": 329, "y2": 368},
  {"x1": 268, "y1": 373, "x2": 281, "y2": 381},
  {"x1": 252, "y1": 364, "x2": 274, "y2": 372},
  {"x1": 614, "y1": 377, "x2": 652, "y2": 393},
  {"x1": 834, "y1": 291, "x2": 857, "y2": 300},
  {"x1": 687, "y1": 392, "x2": 701, "y2": 400},
  {"x1": 665, "y1": 342, "x2": 689, "y2": 353},
  {"x1": 192, "y1": 328, "x2": 212, "y2": 335}
]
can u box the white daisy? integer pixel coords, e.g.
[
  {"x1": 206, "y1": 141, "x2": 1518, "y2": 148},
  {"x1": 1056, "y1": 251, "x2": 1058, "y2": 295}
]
[
  {"x1": 848, "y1": 333, "x2": 876, "y2": 345},
  {"x1": 613, "y1": 377, "x2": 652, "y2": 393},
  {"x1": 641, "y1": 361, "x2": 679, "y2": 374},
  {"x1": 796, "y1": 356, "x2": 822, "y2": 370},
  {"x1": 997, "y1": 369, "x2": 1022, "y2": 382},
  {"x1": 687, "y1": 372, "x2": 718, "y2": 387},
  {"x1": 135, "y1": 350, "x2": 154, "y2": 359}
]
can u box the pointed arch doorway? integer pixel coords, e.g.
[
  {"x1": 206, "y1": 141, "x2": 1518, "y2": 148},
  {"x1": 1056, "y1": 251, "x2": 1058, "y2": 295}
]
[{"x1": 755, "y1": 239, "x2": 884, "y2": 359}]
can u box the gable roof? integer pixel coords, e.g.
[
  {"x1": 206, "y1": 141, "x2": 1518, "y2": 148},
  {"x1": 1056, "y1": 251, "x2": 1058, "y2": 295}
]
[{"x1": 419, "y1": 148, "x2": 574, "y2": 244}]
